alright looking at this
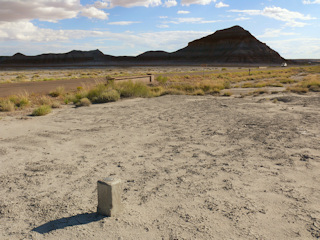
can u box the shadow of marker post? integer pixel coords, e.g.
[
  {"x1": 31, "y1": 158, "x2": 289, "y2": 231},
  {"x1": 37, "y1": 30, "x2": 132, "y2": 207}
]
[{"x1": 32, "y1": 213, "x2": 105, "y2": 234}]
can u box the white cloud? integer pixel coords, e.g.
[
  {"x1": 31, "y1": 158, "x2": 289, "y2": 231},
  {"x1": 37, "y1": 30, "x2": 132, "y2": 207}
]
[
  {"x1": 94, "y1": 1, "x2": 109, "y2": 8},
  {"x1": 164, "y1": 0, "x2": 177, "y2": 7},
  {"x1": 0, "y1": 21, "x2": 103, "y2": 42},
  {"x1": 268, "y1": 38, "x2": 320, "y2": 59},
  {"x1": 0, "y1": 0, "x2": 112, "y2": 22},
  {"x1": 105, "y1": 30, "x2": 212, "y2": 52},
  {"x1": 107, "y1": 0, "x2": 162, "y2": 8},
  {"x1": 157, "y1": 24, "x2": 169, "y2": 28},
  {"x1": 215, "y1": 2, "x2": 229, "y2": 8},
  {"x1": 258, "y1": 28, "x2": 297, "y2": 38},
  {"x1": 177, "y1": 10, "x2": 190, "y2": 14},
  {"x1": 175, "y1": 17, "x2": 203, "y2": 23},
  {"x1": 81, "y1": 7, "x2": 109, "y2": 20},
  {"x1": 235, "y1": 17, "x2": 250, "y2": 21},
  {"x1": 181, "y1": 0, "x2": 216, "y2": 6},
  {"x1": 0, "y1": 0, "x2": 81, "y2": 22},
  {"x1": 170, "y1": 17, "x2": 219, "y2": 24},
  {"x1": 229, "y1": 6, "x2": 315, "y2": 27},
  {"x1": 159, "y1": 16, "x2": 168, "y2": 18},
  {"x1": 302, "y1": 0, "x2": 320, "y2": 4},
  {"x1": 108, "y1": 21, "x2": 140, "y2": 25}
]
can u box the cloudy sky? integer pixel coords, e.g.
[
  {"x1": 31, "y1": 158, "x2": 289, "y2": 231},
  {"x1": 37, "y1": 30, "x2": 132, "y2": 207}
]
[{"x1": 0, "y1": 0, "x2": 319, "y2": 59}]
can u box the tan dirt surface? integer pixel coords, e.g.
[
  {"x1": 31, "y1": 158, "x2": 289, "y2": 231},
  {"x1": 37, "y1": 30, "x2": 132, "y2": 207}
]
[{"x1": 0, "y1": 93, "x2": 319, "y2": 239}]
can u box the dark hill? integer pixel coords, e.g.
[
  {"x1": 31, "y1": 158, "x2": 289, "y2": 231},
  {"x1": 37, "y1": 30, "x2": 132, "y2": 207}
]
[{"x1": 168, "y1": 26, "x2": 284, "y2": 64}]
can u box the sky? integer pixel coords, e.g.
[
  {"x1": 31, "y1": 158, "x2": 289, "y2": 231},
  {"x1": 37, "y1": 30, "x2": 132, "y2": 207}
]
[{"x1": 0, "y1": 0, "x2": 319, "y2": 59}]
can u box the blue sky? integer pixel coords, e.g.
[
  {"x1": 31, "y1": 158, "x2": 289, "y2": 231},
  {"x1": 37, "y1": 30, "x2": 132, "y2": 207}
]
[{"x1": 0, "y1": 0, "x2": 319, "y2": 59}]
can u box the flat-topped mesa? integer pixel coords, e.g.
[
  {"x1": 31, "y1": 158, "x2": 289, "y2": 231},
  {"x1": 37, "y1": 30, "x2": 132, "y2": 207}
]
[{"x1": 171, "y1": 25, "x2": 285, "y2": 64}]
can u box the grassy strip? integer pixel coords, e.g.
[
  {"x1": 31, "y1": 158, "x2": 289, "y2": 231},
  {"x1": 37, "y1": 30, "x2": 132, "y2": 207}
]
[{"x1": 1, "y1": 66, "x2": 319, "y2": 115}]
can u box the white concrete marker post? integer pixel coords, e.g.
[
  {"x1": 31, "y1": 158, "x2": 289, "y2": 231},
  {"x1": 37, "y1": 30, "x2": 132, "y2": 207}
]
[{"x1": 97, "y1": 177, "x2": 123, "y2": 217}]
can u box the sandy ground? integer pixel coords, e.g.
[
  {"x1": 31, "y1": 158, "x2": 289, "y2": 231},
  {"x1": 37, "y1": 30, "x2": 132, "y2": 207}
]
[{"x1": 0, "y1": 93, "x2": 320, "y2": 239}]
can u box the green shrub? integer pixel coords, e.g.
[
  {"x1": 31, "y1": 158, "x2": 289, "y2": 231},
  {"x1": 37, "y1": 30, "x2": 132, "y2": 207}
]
[{"x1": 32, "y1": 105, "x2": 52, "y2": 116}]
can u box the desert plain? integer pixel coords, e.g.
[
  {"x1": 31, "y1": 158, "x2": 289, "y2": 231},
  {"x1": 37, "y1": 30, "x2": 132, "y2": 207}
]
[{"x1": 0, "y1": 66, "x2": 320, "y2": 239}]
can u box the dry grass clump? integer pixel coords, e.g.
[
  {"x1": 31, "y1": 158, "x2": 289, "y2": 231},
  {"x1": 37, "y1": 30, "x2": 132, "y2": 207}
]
[
  {"x1": 168, "y1": 79, "x2": 226, "y2": 95},
  {"x1": 287, "y1": 74, "x2": 320, "y2": 93},
  {"x1": 115, "y1": 81, "x2": 152, "y2": 98},
  {"x1": 75, "y1": 98, "x2": 91, "y2": 107},
  {"x1": 90, "y1": 89, "x2": 120, "y2": 103},
  {"x1": 0, "y1": 99, "x2": 15, "y2": 112},
  {"x1": 51, "y1": 101, "x2": 61, "y2": 108},
  {"x1": 279, "y1": 78, "x2": 296, "y2": 84},
  {"x1": 287, "y1": 86, "x2": 309, "y2": 94},
  {"x1": 31, "y1": 105, "x2": 52, "y2": 116},
  {"x1": 222, "y1": 91, "x2": 232, "y2": 97},
  {"x1": 242, "y1": 89, "x2": 270, "y2": 97},
  {"x1": 49, "y1": 86, "x2": 65, "y2": 97},
  {"x1": 8, "y1": 93, "x2": 31, "y2": 109},
  {"x1": 87, "y1": 84, "x2": 120, "y2": 103},
  {"x1": 0, "y1": 93, "x2": 31, "y2": 112},
  {"x1": 156, "y1": 75, "x2": 168, "y2": 85},
  {"x1": 35, "y1": 96, "x2": 53, "y2": 106},
  {"x1": 161, "y1": 89, "x2": 185, "y2": 95},
  {"x1": 242, "y1": 81, "x2": 283, "y2": 88},
  {"x1": 192, "y1": 89, "x2": 205, "y2": 96}
]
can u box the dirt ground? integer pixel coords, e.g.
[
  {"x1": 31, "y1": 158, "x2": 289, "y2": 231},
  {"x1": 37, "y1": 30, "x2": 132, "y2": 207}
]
[
  {"x1": 0, "y1": 92, "x2": 319, "y2": 239},
  {"x1": 0, "y1": 66, "x2": 269, "y2": 98}
]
